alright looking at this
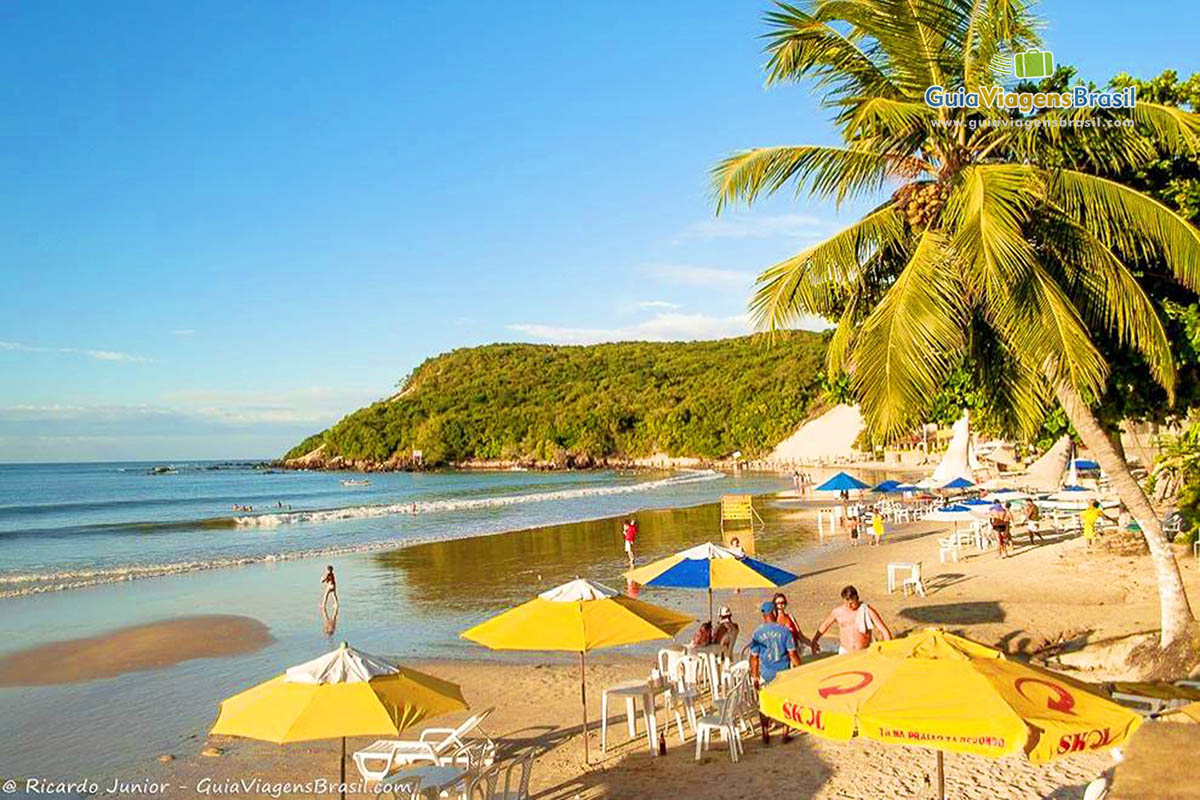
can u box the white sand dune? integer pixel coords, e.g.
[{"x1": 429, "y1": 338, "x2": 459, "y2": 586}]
[{"x1": 768, "y1": 404, "x2": 865, "y2": 464}]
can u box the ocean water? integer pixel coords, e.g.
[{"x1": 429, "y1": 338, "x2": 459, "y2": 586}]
[
  {"x1": 0, "y1": 462, "x2": 777, "y2": 598},
  {"x1": 0, "y1": 461, "x2": 816, "y2": 779}
]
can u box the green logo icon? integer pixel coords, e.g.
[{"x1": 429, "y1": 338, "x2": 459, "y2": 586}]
[
  {"x1": 989, "y1": 49, "x2": 1055, "y2": 80},
  {"x1": 1013, "y1": 50, "x2": 1054, "y2": 79}
]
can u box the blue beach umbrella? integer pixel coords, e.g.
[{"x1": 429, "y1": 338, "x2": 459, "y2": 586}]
[
  {"x1": 941, "y1": 476, "x2": 975, "y2": 490},
  {"x1": 960, "y1": 497, "x2": 991, "y2": 507},
  {"x1": 816, "y1": 472, "x2": 871, "y2": 492},
  {"x1": 1072, "y1": 459, "x2": 1101, "y2": 471},
  {"x1": 625, "y1": 542, "x2": 799, "y2": 622},
  {"x1": 872, "y1": 479, "x2": 902, "y2": 493}
]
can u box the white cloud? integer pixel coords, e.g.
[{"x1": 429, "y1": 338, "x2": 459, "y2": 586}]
[
  {"x1": 676, "y1": 213, "x2": 833, "y2": 242},
  {"x1": 634, "y1": 300, "x2": 681, "y2": 310},
  {"x1": 647, "y1": 264, "x2": 752, "y2": 287},
  {"x1": 170, "y1": 329, "x2": 196, "y2": 336},
  {"x1": 508, "y1": 312, "x2": 752, "y2": 345},
  {"x1": 0, "y1": 340, "x2": 148, "y2": 363}
]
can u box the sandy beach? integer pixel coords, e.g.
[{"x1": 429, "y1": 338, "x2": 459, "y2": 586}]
[{"x1": 79, "y1": 500, "x2": 1198, "y2": 800}]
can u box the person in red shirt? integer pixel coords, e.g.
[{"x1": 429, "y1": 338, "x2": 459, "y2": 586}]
[{"x1": 622, "y1": 518, "x2": 638, "y2": 567}]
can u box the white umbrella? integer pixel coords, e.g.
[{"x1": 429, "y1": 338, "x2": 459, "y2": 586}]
[{"x1": 983, "y1": 490, "x2": 1033, "y2": 502}]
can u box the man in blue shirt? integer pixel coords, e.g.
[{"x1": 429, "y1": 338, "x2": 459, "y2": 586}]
[{"x1": 749, "y1": 599, "x2": 801, "y2": 743}]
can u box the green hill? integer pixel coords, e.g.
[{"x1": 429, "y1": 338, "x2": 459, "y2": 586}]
[{"x1": 285, "y1": 332, "x2": 829, "y2": 467}]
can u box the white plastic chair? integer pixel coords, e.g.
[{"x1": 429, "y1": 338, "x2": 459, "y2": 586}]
[
  {"x1": 694, "y1": 696, "x2": 742, "y2": 762},
  {"x1": 499, "y1": 753, "x2": 533, "y2": 800},
  {"x1": 353, "y1": 708, "x2": 495, "y2": 782},
  {"x1": 938, "y1": 536, "x2": 960, "y2": 563},
  {"x1": 901, "y1": 562, "x2": 926, "y2": 598},
  {"x1": 664, "y1": 654, "x2": 705, "y2": 740}
]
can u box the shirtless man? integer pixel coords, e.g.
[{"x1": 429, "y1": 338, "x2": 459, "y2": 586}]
[{"x1": 812, "y1": 585, "x2": 892, "y2": 654}]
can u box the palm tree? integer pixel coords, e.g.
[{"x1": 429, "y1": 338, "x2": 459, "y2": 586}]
[{"x1": 714, "y1": 0, "x2": 1200, "y2": 648}]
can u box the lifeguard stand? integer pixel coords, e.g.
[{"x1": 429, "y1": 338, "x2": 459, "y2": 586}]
[{"x1": 720, "y1": 494, "x2": 763, "y2": 555}]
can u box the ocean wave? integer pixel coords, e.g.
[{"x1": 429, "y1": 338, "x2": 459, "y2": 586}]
[
  {"x1": 233, "y1": 469, "x2": 723, "y2": 528},
  {"x1": 0, "y1": 470, "x2": 724, "y2": 597},
  {"x1": 0, "y1": 536, "x2": 427, "y2": 599}
]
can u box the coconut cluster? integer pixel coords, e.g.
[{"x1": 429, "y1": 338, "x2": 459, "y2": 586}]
[{"x1": 894, "y1": 182, "x2": 950, "y2": 229}]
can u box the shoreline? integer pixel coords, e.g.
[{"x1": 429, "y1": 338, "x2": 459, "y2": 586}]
[{"x1": 130, "y1": 506, "x2": 1199, "y2": 799}]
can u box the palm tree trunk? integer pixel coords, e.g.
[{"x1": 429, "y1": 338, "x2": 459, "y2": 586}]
[{"x1": 1053, "y1": 379, "x2": 1194, "y2": 648}]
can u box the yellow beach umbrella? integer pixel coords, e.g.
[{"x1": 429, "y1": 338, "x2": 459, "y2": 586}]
[
  {"x1": 1166, "y1": 701, "x2": 1200, "y2": 723},
  {"x1": 759, "y1": 628, "x2": 1142, "y2": 799},
  {"x1": 460, "y1": 578, "x2": 693, "y2": 762},
  {"x1": 211, "y1": 642, "x2": 467, "y2": 798}
]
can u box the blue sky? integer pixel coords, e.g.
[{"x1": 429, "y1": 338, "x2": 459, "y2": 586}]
[{"x1": 2, "y1": 0, "x2": 1197, "y2": 461}]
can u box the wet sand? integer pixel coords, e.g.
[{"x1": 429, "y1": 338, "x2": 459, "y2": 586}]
[{"x1": 0, "y1": 615, "x2": 273, "y2": 686}]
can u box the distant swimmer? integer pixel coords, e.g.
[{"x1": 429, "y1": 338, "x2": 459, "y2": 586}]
[{"x1": 321, "y1": 565, "x2": 339, "y2": 613}]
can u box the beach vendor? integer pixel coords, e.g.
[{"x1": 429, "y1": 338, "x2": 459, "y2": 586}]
[
  {"x1": 812, "y1": 585, "x2": 891, "y2": 655},
  {"x1": 749, "y1": 600, "x2": 801, "y2": 744},
  {"x1": 870, "y1": 512, "x2": 885, "y2": 545},
  {"x1": 320, "y1": 565, "x2": 338, "y2": 613},
  {"x1": 1081, "y1": 501, "x2": 1114, "y2": 551}
]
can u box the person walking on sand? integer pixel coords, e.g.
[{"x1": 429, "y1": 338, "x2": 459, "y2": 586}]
[
  {"x1": 1081, "y1": 501, "x2": 1115, "y2": 551},
  {"x1": 990, "y1": 500, "x2": 1013, "y2": 558},
  {"x1": 1024, "y1": 498, "x2": 1046, "y2": 545},
  {"x1": 320, "y1": 565, "x2": 339, "y2": 614},
  {"x1": 773, "y1": 592, "x2": 815, "y2": 653},
  {"x1": 749, "y1": 600, "x2": 801, "y2": 744},
  {"x1": 870, "y1": 512, "x2": 885, "y2": 546},
  {"x1": 812, "y1": 585, "x2": 891, "y2": 655},
  {"x1": 622, "y1": 518, "x2": 638, "y2": 567}
]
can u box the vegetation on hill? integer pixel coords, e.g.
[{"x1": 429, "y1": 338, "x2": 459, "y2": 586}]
[{"x1": 285, "y1": 333, "x2": 828, "y2": 466}]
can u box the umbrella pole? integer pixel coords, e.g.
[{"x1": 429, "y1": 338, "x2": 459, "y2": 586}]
[
  {"x1": 579, "y1": 651, "x2": 590, "y2": 766},
  {"x1": 936, "y1": 750, "x2": 944, "y2": 800},
  {"x1": 340, "y1": 736, "x2": 346, "y2": 800},
  {"x1": 708, "y1": 588, "x2": 713, "y2": 626}
]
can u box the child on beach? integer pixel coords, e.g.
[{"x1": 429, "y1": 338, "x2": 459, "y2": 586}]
[{"x1": 320, "y1": 565, "x2": 338, "y2": 613}]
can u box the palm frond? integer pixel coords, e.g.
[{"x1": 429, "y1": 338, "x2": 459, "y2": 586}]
[
  {"x1": 943, "y1": 163, "x2": 1042, "y2": 295},
  {"x1": 1046, "y1": 169, "x2": 1200, "y2": 290},
  {"x1": 712, "y1": 145, "x2": 929, "y2": 211},
  {"x1": 750, "y1": 203, "x2": 908, "y2": 329},
  {"x1": 851, "y1": 229, "x2": 969, "y2": 439},
  {"x1": 987, "y1": 261, "x2": 1110, "y2": 398},
  {"x1": 1037, "y1": 211, "x2": 1176, "y2": 398},
  {"x1": 1132, "y1": 101, "x2": 1200, "y2": 155}
]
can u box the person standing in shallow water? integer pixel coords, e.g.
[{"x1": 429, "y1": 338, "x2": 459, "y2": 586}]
[
  {"x1": 622, "y1": 518, "x2": 638, "y2": 568},
  {"x1": 320, "y1": 565, "x2": 339, "y2": 614}
]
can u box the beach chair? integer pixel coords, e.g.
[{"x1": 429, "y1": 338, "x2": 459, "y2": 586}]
[
  {"x1": 353, "y1": 707, "x2": 495, "y2": 782},
  {"x1": 462, "y1": 762, "x2": 500, "y2": 800},
  {"x1": 938, "y1": 536, "x2": 960, "y2": 563},
  {"x1": 694, "y1": 696, "x2": 743, "y2": 763},
  {"x1": 664, "y1": 654, "x2": 705, "y2": 740},
  {"x1": 499, "y1": 753, "x2": 534, "y2": 800},
  {"x1": 900, "y1": 562, "x2": 926, "y2": 598}
]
